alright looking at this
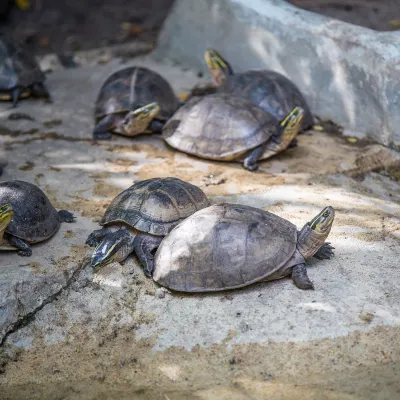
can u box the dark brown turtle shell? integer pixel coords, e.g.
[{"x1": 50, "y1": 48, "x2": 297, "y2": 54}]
[
  {"x1": 94, "y1": 67, "x2": 180, "y2": 123},
  {"x1": 163, "y1": 93, "x2": 278, "y2": 161},
  {"x1": 153, "y1": 203, "x2": 298, "y2": 292},
  {"x1": 100, "y1": 177, "x2": 210, "y2": 237},
  {"x1": 0, "y1": 36, "x2": 46, "y2": 95},
  {"x1": 218, "y1": 70, "x2": 314, "y2": 129},
  {"x1": 0, "y1": 180, "x2": 61, "y2": 244}
]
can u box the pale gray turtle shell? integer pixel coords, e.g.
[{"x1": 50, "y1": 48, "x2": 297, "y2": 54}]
[
  {"x1": 153, "y1": 203, "x2": 298, "y2": 292},
  {"x1": 95, "y1": 66, "x2": 180, "y2": 122},
  {"x1": 0, "y1": 180, "x2": 60, "y2": 244},
  {"x1": 0, "y1": 36, "x2": 45, "y2": 92},
  {"x1": 101, "y1": 177, "x2": 210, "y2": 237},
  {"x1": 218, "y1": 70, "x2": 314, "y2": 129},
  {"x1": 163, "y1": 93, "x2": 278, "y2": 161}
]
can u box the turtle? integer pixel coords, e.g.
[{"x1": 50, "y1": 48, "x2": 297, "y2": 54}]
[
  {"x1": 163, "y1": 93, "x2": 304, "y2": 171},
  {"x1": 0, "y1": 35, "x2": 50, "y2": 107},
  {"x1": 0, "y1": 180, "x2": 75, "y2": 256},
  {"x1": 86, "y1": 177, "x2": 210, "y2": 276},
  {"x1": 202, "y1": 48, "x2": 314, "y2": 131},
  {"x1": 93, "y1": 66, "x2": 181, "y2": 140},
  {"x1": 152, "y1": 203, "x2": 335, "y2": 292}
]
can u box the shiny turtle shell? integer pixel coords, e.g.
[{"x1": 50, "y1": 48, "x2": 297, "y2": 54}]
[
  {"x1": 163, "y1": 93, "x2": 280, "y2": 161},
  {"x1": 153, "y1": 203, "x2": 298, "y2": 292},
  {"x1": 95, "y1": 67, "x2": 180, "y2": 124},
  {"x1": 0, "y1": 36, "x2": 46, "y2": 99},
  {"x1": 0, "y1": 180, "x2": 61, "y2": 244},
  {"x1": 218, "y1": 70, "x2": 313, "y2": 129},
  {"x1": 100, "y1": 177, "x2": 210, "y2": 237}
]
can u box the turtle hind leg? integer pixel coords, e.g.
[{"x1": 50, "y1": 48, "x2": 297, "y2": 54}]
[
  {"x1": 11, "y1": 87, "x2": 21, "y2": 107},
  {"x1": 133, "y1": 234, "x2": 163, "y2": 278},
  {"x1": 31, "y1": 82, "x2": 50, "y2": 99},
  {"x1": 93, "y1": 115, "x2": 116, "y2": 140},
  {"x1": 243, "y1": 145, "x2": 264, "y2": 171},
  {"x1": 9, "y1": 235, "x2": 32, "y2": 257},
  {"x1": 58, "y1": 210, "x2": 75, "y2": 223},
  {"x1": 86, "y1": 227, "x2": 113, "y2": 247},
  {"x1": 292, "y1": 263, "x2": 314, "y2": 290},
  {"x1": 314, "y1": 242, "x2": 334, "y2": 260}
]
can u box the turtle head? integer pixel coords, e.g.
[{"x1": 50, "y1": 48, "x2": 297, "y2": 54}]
[
  {"x1": 309, "y1": 206, "x2": 335, "y2": 235},
  {"x1": 279, "y1": 106, "x2": 304, "y2": 145},
  {"x1": 91, "y1": 230, "x2": 134, "y2": 269},
  {"x1": 297, "y1": 206, "x2": 335, "y2": 259},
  {"x1": 0, "y1": 204, "x2": 14, "y2": 240},
  {"x1": 121, "y1": 102, "x2": 160, "y2": 137},
  {"x1": 204, "y1": 48, "x2": 233, "y2": 86}
]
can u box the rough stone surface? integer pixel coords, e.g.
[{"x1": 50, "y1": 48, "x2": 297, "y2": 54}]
[
  {"x1": 0, "y1": 51, "x2": 400, "y2": 398},
  {"x1": 156, "y1": 0, "x2": 400, "y2": 147}
]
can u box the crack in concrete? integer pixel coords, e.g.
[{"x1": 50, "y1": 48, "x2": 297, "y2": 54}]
[{"x1": 0, "y1": 257, "x2": 91, "y2": 347}]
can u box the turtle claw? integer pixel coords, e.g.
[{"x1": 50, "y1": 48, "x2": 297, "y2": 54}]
[
  {"x1": 86, "y1": 234, "x2": 99, "y2": 248},
  {"x1": 314, "y1": 242, "x2": 335, "y2": 260},
  {"x1": 17, "y1": 248, "x2": 32, "y2": 257}
]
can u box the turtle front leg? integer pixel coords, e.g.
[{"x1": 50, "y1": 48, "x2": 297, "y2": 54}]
[
  {"x1": 243, "y1": 145, "x2": 264, "y2": 172},
  {"x1": 292, "y1": 263, "x2": 314, "y2": 290},
  {"x1": 86, "y1": 227, "x2": 113, "y2": 247},
  {"x1": 58, "y1": 210, "x2": 75, "y2": 223},
  {"x1": 149, "y1": 120, "x2": 164, "y2": 134},
  {"x1": 11, "y1": 87, "x2": 21, "y2": 107},
  {"x1": 93, "y1": 115, "x2": 116, "y2": 140},
  {"x1": 133, "y1": 234, "x2": 163, "y2": 278},
  {"x1": 8, "y1": 235, "x2": 32, "y2": 257},
  {"x1": 31, "y1": 82, "x2": 50, "y2": 99},
  {"x1": 314, "y1": 243, "x2": 335, "y2": 260}
]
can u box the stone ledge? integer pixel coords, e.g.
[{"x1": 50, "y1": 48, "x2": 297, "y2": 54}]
[{"x1": 156, "y1": 0, "x2": 400, "y2": 147}]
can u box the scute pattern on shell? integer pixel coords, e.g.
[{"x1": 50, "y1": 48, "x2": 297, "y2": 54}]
[
  {"x1": 163, "y1": 93, "x2": 277, "y2": 160},
  {"x1": 95, "y1": 66, "x2": 180, "y2": 121},
  {"x1": 219, "y1": 70, "x2": 314, "y2": 129},
  {"x1": 0, "y1": 180, "x2": 60, "y2": 243},
  {"x1": 101, "y1": 177, "x2": 210, "y2": 236},
  {"x1": 153, "y1": 203, "x2": 298, "y2": 292},
  {"x1": 0, "y1": 36, "x2": 45, "y2": 91}
]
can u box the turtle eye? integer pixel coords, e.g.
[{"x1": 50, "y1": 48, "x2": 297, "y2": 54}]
[{"x1": 322, "y1": 211, "x2": 329, "y2": 218}]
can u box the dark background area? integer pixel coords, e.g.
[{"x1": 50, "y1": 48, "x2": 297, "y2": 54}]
[{"x1": 0, "y1": 0, "x2": 398, "y2": 57}]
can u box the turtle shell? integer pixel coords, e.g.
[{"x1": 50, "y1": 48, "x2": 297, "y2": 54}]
[
  {"x1": 100, "y1": 177, "x2": 210, "y2": 236},
  {"x1": 219, "y1": 70, "x2": 314, "y2": 129},
  {"x1": 95, "y1": 67, "x2": 180, "y2": 122},
  {"x1": 0, "y1": 36, "x2": 45, "y2": 93},
  {"x1": 0, "y1": 180, "x2": 60, "y2": 243},
  {"x1": 163, "y1": 93, "x2": 277, "y2": 161},
  {"x1": 153, "y1": 203, "x2": 298, "y2": 292}
]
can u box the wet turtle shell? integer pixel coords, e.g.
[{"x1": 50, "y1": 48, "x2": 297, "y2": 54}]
[
  {"x1": 219, "y1": 70, "x2": 314, "y2": 129},
  {"x1": 0, "y1": 35, "x2": 47, "y2": 101},
  {"x1": 153, "y1": 203, "x2": 298, "y2": 292},
  {"x1": 100, "y1": 177, "x2": 210, "y2": 236},
  {"x1": 163, "y1": 93, "x2": 279, "y2": 161},
  {"x1": 0, "y1": 180, "x2": 62, "y2": 244},
  {"x1": 95, "y1": 67, "x2": 180, "y2": 124}
]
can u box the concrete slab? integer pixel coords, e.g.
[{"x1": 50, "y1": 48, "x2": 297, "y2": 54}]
[
  {"x1": 156, "y1": 0, "x2": 400, "y2": 147},
  {"x1": 0, "y1": 52, "x2": 400, "y2": 398}
]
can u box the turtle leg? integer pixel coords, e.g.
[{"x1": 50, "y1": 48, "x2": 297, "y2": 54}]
[
  {"x1": 58, "y1": 210, "x2": 75, "y2": 223},
  {"x1": 149, "y1": 119, "x2": 164, "y2": 133},
  {"x1": 133, "y1": 234, "x2": 163, "y2": 278},
  {"x1": 313, "y1": 242, "x2": 335, "y2": 260},
  {"x1": 93, "y1": 115, "x2": 116, "y2": 140},
  {"x1": 8, "y1": 235, "x2": 32, "y2": 257},
  {"x1": 243, "y1": 145, "x2": 265, "y2": 171},
  {"x1": 86, "y1": 227, "x2": 113, "y2": 247},
  {"x1": 288, "y1": 137, "x2": 298, "y2": 149},
  {"x1": 11, "y1": 87, "x2": 21, "y2": 107},
  {"x1": 31, "y1": 82, "x2": 50, "y2": 99},
  {"x1": 292, "y1": 263, "x2": 314, "y2": 290}
]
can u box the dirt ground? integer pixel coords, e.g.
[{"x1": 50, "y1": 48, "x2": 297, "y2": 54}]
[
  {"x1": 0, "y1": 0, "x2": 174, "y2": 55},
  {"x1": 287, "y1": 0, "x2": 400, "y2": 31}
]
